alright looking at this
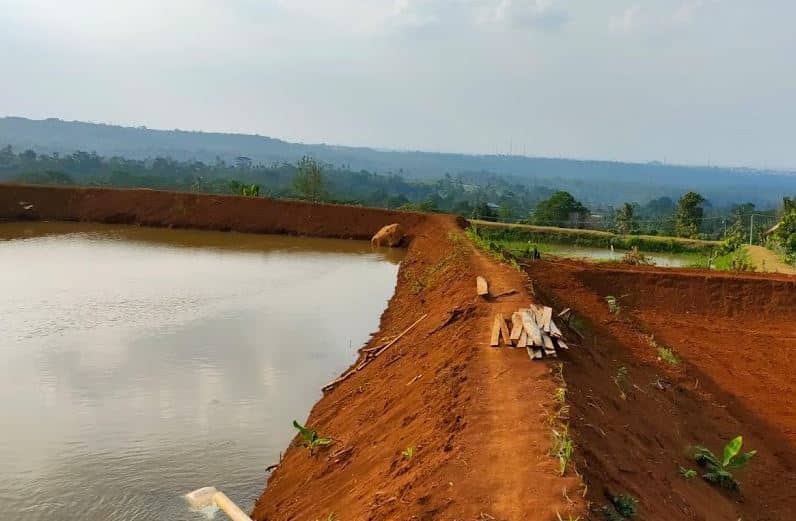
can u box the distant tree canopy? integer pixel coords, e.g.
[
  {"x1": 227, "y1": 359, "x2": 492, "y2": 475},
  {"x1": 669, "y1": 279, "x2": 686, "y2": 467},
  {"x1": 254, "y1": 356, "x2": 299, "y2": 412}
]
[
  {"x1": 675, "y1": 191, "x2": 706, "y2": 238},
  {"x1": 293, "y1": 156, "x2": 326, "y2": 201},
  {"x1": 0, "y1": 144, "x2": 778, "y2": 242},
  {"x1": 614, "y1": 202, "x2": 637, "y2": 235},
  {"x1": 774, "y1": 196, "x2": 796, "y2": 261},
  {"x1": 532, "y1": 191, "x2": 589, "y2": 227}
]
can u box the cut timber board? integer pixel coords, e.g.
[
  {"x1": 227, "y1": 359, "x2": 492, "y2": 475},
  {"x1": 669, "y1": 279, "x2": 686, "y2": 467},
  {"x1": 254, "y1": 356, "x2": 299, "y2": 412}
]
[
  {"x1": 510, "y1": 313, "x2": 523, "y2": 343},
  {"x1": 521, "y1": 310, "x2": 543, "y2": 347},
  {"x1": 490, "y1": 315, "x2": 501, "y2": 346},
  {"x1": 517, "y1": 331, "x2": 528, "y2": 348},
  {"x1": 497, "y1": 313, "x2": 512, "y2": 346},
  {"x1": 540, "y1": 307, "x2": 553, "y2": 333},
  {"x1": 549, "y1": 320, "x2": 563, "y2": 339},
  {"x1": 476, "y1": 276, "x2": 489, "y2": 297},
  {"x1": 542, "y1": 333, "x2": 557, "y2": 357},
  {"x1": 557, "y1": 340, "x2": 569, "y2": 350}
]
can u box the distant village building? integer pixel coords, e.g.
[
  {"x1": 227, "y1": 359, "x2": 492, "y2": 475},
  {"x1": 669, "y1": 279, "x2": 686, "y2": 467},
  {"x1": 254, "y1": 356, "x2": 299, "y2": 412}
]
[{"x1": 235, "y1": 156, "x2": 252, "y2": 169}]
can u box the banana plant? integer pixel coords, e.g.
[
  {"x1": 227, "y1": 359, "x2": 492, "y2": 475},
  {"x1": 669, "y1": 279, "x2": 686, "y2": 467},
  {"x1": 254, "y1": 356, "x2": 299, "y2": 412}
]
[
  {"x1": 293, "y1": 420, "x2": 333, "y2": 452},
  {"x1": 690, "y1": 435, "x2": 756, "y2": 489}
]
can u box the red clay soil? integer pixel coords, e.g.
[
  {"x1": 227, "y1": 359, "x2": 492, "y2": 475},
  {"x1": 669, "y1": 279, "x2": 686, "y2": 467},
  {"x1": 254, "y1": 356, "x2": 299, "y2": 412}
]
[
  {"x1": 0, "y1": 184, "x2": 584, "y2": 520},
  {"x1": 525, "y1": 258, "x2": 796, "y2": 520}
]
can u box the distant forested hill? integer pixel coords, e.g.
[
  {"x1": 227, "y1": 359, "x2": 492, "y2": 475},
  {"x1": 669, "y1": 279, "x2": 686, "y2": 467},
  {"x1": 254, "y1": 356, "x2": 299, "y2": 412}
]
[{"x1": 2, "y1": 116, "x2": 794, "y2": 207}]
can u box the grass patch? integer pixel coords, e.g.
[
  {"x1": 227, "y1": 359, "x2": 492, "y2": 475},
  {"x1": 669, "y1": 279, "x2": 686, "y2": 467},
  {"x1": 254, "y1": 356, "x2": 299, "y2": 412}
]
[
  {"x1": 464, "y1": 225, "x2": 521, "y2": 270},
  {"x1": 549, "y1": 363, "x2": 575, "y2": 476},
  {"x1": 599, "y1": 494, "x2": 638, "y2": 520},
  {"x1": 410, "y1": 231, "x2": 469, "y2": 294},
  {"x1": 646, "y1": 335, "x2": 680, "y2": 366}
]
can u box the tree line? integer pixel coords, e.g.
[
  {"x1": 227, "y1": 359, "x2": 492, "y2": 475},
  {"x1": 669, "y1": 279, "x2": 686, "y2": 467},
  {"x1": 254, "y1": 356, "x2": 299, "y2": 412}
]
[{"x1": 1, "y1": 145, "x2": 792, "y2": 249}]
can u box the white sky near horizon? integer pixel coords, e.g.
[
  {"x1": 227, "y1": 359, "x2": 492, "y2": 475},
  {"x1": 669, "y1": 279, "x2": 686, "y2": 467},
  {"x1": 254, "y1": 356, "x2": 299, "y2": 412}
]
[{"x1": 1, "y1": 0, "x2": 794, "y2": 169}]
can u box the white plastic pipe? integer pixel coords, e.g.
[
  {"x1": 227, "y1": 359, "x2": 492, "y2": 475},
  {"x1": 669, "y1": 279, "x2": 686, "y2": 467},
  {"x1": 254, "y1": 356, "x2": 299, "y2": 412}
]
[{"x1": 185, "y1": 487, "x2": 253, "y2": 521}]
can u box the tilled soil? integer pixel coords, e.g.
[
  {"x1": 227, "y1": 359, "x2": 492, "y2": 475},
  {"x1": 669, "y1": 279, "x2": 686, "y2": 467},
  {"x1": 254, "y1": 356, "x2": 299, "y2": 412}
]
[{"x1": 525, "y1": 258, "x2": 796, "y2": 521}]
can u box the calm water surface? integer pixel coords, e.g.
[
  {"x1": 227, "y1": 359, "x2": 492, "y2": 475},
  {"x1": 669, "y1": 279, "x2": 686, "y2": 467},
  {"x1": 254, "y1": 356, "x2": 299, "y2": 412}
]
[
  {"x1": 542, "y1": 244, "x2": 691, "y2": 267},
  {"x1": 0, "y1": 222, "x2": 403, "y2": 520}
]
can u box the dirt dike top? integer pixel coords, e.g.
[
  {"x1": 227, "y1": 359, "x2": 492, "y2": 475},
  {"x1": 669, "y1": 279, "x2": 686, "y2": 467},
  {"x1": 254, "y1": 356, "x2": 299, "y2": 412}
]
[{"x1": 0, "y1": 184, "x2": 584, "y2": 520}]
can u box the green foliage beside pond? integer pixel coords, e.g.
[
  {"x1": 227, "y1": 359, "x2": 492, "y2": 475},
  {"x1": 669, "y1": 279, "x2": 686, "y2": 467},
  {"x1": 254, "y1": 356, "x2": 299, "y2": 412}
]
[{"x1": 471, "y1": 223, "x2": 717, "y2": 254}]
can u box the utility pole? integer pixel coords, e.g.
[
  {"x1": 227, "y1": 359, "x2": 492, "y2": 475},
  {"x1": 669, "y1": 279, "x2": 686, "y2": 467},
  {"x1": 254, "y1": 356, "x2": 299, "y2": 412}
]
[{"x1": 749, "y1": 213, "x2": 754, "y2": 245}]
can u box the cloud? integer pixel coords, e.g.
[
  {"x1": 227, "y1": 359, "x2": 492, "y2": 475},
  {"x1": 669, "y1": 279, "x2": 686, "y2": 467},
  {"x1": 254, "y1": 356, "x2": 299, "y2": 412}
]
[
  {"x1": 609, "y1": 4, "x2": 643, "y2": 33},
  {"x1": 610, "y1": 1, "x2": 718, "y2": 34},
  {"x1": 493, "y1": 0, "x2": 570, "y2": 31}
]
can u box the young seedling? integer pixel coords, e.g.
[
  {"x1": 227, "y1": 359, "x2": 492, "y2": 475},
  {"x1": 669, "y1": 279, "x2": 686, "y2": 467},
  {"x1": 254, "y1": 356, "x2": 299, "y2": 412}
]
[
  {"x1": 605, "y1": 296, "x2": 621, "y2": 315},
  {"x1": 689, "y1": 435, "x2": 756, "y2": 490},
  {"x1": 679, "y1": 466, "x2": 697, "y2": 479},
  {"x1": 401, "y1": 446, "x2": 415, "y2": 459},
  {"x1": 293, "y1": 420, "x2": 333, "y2": 453},
  {"x1": 551, "y1": 426, "x2": 574, "y2": 476},
  {"x1": 614, "y1": 366, "x2": 629, "y2": 400},
  {"x1": 599, "y1": 493, "x2": 638, "y2": 520}
]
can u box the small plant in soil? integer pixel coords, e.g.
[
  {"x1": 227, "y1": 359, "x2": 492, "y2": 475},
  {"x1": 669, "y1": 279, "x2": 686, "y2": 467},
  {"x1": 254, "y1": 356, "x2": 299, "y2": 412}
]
[
  {"x1": 621, "y1": 247, "x2": 655, "y2": 266},
  {"x1": 401, "y1": 446, "x2": 415, "y2": 459},
  {"x1": 605, "y1": 295, "x2": 622, "y2": 315},
  {"x1": 647, "y1": 335, "x2": 680, "y2": 366},
  {"x1": 551, "y1": 426, "x2": 574, "y2": 476},
  {"x1": 688, "y1": 435, "x2": 756, "y2": 490},
  {"x1": 293, "y1": 420, "x2": 333, "y2": 452},
  {"x1": 314, "y1": 514, "x2": 336, "y2": 521},
  {"x1": 614, "y1": 366, "x2": 629, "y2": 400},
  {"x1": 599, "y1": 494, "x2": 638, "y2": 520},
  {"x1": 656, "y1": 345, "x2": 680, "y2": 366},
  {"x1": 679, "y1": 466, "x2": 698, "y2": 479}
]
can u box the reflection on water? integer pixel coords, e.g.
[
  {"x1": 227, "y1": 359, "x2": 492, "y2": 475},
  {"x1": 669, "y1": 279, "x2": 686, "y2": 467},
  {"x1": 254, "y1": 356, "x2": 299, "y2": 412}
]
[
  {"x1": 542, "y1": 244, "x2": 690, "y2": 267},
  {"x1": 0, "y1": 222, "x2": 403, "y2": 520}
]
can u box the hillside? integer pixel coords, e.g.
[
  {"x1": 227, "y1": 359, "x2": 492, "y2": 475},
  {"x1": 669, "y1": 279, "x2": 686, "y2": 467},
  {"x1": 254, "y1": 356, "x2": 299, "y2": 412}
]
[{"x1": 2, "y1": 116, "x2": 796, "y2": 207}]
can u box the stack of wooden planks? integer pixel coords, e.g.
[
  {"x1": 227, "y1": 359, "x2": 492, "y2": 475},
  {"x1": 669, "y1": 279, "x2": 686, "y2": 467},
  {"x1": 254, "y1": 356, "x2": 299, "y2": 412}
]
[{"x1": 490, "y1": 304, "x2": 570, "y2": 360}]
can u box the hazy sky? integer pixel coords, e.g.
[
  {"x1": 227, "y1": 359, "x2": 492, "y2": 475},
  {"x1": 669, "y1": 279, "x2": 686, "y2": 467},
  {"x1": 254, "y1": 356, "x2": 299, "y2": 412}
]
[{"x1": 1, "y1": 1, "x2": 794, "y2": 168}]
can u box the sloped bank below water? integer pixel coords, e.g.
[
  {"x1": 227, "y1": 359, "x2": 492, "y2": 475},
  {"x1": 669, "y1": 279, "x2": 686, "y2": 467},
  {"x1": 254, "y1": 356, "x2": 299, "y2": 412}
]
[{"x1": 0, "y1": 185, "x2": 585, "y2": 520}]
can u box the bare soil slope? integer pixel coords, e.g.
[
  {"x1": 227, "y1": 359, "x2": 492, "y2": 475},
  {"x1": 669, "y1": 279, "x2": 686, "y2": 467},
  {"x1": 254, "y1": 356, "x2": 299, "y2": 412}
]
[
  {"x1": 0, "y1": 185, "x2": 583, "y2": 520},
  {"x1": 525, "y1": 258, "x2": 796, "y2": 520}
]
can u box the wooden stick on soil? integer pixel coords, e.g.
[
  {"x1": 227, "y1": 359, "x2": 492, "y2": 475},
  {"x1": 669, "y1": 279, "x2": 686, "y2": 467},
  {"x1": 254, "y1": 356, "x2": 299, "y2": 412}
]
[{"x1": 322, "y1": 313, "x2": 428, "y2": 392}]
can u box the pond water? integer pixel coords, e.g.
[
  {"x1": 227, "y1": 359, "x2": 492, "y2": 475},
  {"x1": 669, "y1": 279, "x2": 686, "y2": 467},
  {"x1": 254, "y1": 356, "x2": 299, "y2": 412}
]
[
  {"x1": 0, "y1": 222, "x2": 403, "y2": 521},
  {"x1": 539, "y1": 244, "x2": 692, "y2": 267}
]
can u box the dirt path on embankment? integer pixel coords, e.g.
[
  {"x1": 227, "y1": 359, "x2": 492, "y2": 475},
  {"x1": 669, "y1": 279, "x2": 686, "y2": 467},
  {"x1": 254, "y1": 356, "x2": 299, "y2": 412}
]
[
  {"x1": 745, "y1": 245, "x2": 796, "y2": 275},
  {"x1": 0, "y1": 184, "x2": 584, "y2": 520}
]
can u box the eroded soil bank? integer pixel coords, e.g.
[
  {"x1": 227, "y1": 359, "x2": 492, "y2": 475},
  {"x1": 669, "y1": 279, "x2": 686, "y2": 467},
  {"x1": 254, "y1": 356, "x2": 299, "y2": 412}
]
[
  {"x1": 526, "y1": 258, "x2": 796, "y2": 520},
  {"x1": 0, "y1": 185, "x2": 583, "y2": 520}
]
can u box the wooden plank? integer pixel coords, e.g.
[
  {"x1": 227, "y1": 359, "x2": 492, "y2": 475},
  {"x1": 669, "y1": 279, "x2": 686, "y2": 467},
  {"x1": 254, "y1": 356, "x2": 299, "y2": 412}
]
[
  {"x1": 497, "y1": 313, "x2": 512, "y2": 346},
  {"x1": 521, "y1": 310, "x2": 543, "y2": 346},
  {"x1": 528, "y1": 304, "x2": 543, "y2": 324},
  {"x1": 510, "y1": 312, "x2": 523, "y2": 343},
  {"x1": 517, "y1": 331, "x2": 528, "y2": 348},
  {"x1": 490, "y1": 315, "x2": 501, "y2": 346},
  {"x1": 549, "y1": 320, "x2": 563, "y2": 339},
  {"x1": 476, "y1": 276, "x2": 489, "y2": 296},
  {"x1": 533, "y1": 348, "x2": 544, "y2": 359},
  {"x1": 540, "y1": 307, "x2": 553, "y2": 333},
  {"x1": 556, "y1": 339, "x2": 569, "y2": 350},
  {"x1": 542, "y1": 333, "x2": 557, "y2": 357},
  {"x1": 557, "y1": 307, "x2": 571, "y2": 318},
  {"x1": 526, "y1": 346, "x2": 535, "y2": 361}
]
